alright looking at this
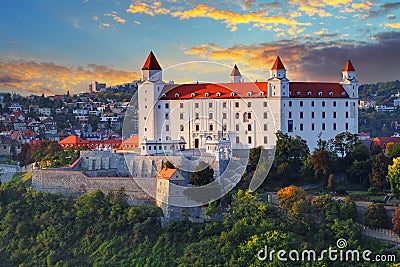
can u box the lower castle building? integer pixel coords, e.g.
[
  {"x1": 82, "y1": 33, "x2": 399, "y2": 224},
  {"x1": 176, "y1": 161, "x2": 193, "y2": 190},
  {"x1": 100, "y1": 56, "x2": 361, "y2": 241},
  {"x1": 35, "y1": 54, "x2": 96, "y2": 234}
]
[{"x1": 138, "y1": 51, "x2": 358, "y2": 154}]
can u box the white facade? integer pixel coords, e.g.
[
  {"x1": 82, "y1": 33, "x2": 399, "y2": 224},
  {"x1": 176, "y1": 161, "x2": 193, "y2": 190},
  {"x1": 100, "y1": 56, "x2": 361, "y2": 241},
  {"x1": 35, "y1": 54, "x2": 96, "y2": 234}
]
[{"x1": 137, "y1": 53, "x2": 359, "y2": 154}]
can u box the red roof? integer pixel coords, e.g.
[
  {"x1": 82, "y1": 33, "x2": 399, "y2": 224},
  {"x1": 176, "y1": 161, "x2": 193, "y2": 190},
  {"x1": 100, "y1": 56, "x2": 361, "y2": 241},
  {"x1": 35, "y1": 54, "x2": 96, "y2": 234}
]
[
  {"x1": 372, "y1": 137, "x2": 400, "y2": 148},
  {"x1": 59, "y1": 135, "x2": 88, "y2": 145},
  {"x1": 289, "y1": 82, "x2": 348, "y2": 98},
  {"x1": 161, "y1": 82, "x2": 268, "y2": 100},
  {"x1": 271, "y1": 56, "x2": 286, "y2": 70},
  {"x1": 343, "y1": 60, "x2": 355, "y2": 71},
  {"x1": 142, "y1": 51, "x2": 162, "y2": 70},
  {"x1": 157, "y1": 168, "x2": 177, "y2": 180},
  {"x1": 161, "y1": 81, "x2": 348, "y2": 100},
  {"x1": 230, "y1": 64, "x2": 241, "y2": 76}
]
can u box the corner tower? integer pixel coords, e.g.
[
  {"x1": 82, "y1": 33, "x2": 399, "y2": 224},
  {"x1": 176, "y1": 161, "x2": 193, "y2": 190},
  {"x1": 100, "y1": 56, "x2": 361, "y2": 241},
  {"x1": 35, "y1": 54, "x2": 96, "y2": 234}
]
[
  {"x1": 142, "y1": 51, "x2": 162, "y2": 82},
  {"x1": 268, "y1": 56, "x2": 289, "y2": 97},
  {"x1": 230, "y1": 64, "x2": 243, "y2": 83},
  {"x1": 340, "y1": 60, "x2": 358, "y2": 98}
]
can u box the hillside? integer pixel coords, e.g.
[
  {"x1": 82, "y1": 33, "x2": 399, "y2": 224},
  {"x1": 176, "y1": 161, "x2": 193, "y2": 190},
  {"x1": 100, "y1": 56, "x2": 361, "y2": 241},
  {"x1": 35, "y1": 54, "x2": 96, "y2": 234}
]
[{"x1": 359, "y1": 80, "x2": 400, "y2": 105}]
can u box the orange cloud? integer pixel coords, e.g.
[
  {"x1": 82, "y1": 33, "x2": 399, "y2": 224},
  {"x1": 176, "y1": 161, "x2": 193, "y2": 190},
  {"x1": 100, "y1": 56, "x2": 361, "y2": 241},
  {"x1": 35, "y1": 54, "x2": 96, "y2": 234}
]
[
  {"x1": 0, "y1": 60, "x2": 139, "y2": 95},
  {"x1": 126, "y1": 1, "x2": 169, "y2": 16},
  {"x1": 384, "y1": 22, "x2": 400, "y2": 29},
  {"x1": 104, "y1": 12, "x2": 126, "y2": 24},
  {"x1": 170, "y1": 4, "x2": 311, "y2": 31}
]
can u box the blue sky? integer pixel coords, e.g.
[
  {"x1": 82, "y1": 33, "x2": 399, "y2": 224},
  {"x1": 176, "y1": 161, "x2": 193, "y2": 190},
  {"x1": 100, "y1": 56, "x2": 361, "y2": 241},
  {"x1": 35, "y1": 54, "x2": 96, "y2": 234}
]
[{"x1": 1, "y1": 0, "x2": 400, "y2": 95}]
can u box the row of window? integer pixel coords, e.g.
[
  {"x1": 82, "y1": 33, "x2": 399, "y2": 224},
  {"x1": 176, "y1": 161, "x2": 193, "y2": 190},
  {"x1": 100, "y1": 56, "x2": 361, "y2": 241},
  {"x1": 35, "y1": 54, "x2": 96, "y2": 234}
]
[
  {"x1": 289, "y1": 111, "x2": 351, "y2": 119},
  {"x1": 288, "y1": 120, "x2": 349, "y2": 132},
  {"x1": 177, "y1": 101, "x2": 269, "y2": 109},
  {"x1": 287, "y1": 100, "x2": 355, "y2": 107},
  {"x1": 235, "y1": 136, "x2": 268, "y2": 144}
]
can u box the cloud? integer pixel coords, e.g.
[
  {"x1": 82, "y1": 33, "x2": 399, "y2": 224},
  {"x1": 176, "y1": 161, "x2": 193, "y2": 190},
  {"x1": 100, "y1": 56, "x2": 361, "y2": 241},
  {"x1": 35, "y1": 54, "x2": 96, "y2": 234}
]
[
  {"x1": 183, "y1": 31, "x2": 400, "y2": 83},
  {"x1": 126, "y1": 1, "x2": 169, "y2": 16},
  {"x1": 384, "y1": 22, "x2": 400, "y2": 29},
  {"x1": 367, "y1": 2, "x2": 400, "y2": 18},
  {"x1": 170, "y1": 4, "x2": 311, "y2": 31},
  {"x1": 102, "y1": 23, "x2": 111, "y2": 28},
  {"x1": 288, "y1": 0, "x2": 351, "y2": 17},
  {"x1": 104, "y1": 11, "x2": 126, "y2": 24},
  {"x1": 0, "y1": 60, "x2": 139, "y2": 95}
]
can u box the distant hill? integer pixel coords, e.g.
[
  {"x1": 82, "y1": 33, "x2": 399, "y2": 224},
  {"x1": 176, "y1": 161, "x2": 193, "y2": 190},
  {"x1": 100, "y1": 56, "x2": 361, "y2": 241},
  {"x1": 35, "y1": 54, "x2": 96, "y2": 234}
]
[{"x1": 359, "y1": 80, "x2": 400, "y2": 105}]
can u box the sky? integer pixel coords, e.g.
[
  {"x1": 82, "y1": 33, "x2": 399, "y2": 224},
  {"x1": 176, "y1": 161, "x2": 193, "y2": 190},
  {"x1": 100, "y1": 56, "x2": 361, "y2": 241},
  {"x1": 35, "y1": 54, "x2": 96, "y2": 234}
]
[{"x1": 1, "y1": 0, "x2": 400, "y2": 95}]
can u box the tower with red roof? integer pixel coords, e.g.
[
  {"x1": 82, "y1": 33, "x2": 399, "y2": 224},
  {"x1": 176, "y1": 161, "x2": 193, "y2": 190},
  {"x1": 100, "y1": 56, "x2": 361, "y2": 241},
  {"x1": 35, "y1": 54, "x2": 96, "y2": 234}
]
[
  {"x1": 340, "y1": 60, "x2": 358, "y2": 99},
  {"x1": 141, "y1": 51, "x2": 162, "y2": 82},
  {"x1": 230, "y1": 64, "x2": 243, "y2": 83},
  {"x1": 268, "y1": 56, "x2": 289, "y2": 98}
]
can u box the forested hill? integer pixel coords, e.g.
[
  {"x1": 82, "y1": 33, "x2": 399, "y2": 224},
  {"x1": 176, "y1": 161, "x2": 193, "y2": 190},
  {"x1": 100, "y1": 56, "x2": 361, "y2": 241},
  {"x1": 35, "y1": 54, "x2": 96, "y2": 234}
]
[{"x1": 359, "y1": 80, "x2": 400, "y2": 105}]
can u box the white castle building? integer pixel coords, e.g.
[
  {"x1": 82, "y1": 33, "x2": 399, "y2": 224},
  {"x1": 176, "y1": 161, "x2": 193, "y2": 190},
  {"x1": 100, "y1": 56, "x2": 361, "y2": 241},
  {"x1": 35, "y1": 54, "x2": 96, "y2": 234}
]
[{"x1": 138, "y1": 51, "x2": 358, "y2": 155}]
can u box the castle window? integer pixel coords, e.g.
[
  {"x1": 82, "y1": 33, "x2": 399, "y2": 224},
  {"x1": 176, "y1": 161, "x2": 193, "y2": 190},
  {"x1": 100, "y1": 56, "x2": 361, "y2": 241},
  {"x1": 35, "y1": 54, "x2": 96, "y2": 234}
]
[
  {"x1": 264, "y1": 112, "x2": 268, "y2": 119},
  {"x1": 297, "y1": 91, "x2": 301, "y2": 96},
  {"x1": 216, "y1": 92, "x2": 222, "y2": 97},
  {"x1": 300, "y1": 124, "x2": 303, "y2": 131},
  {"x1": 247, "y1": 92, "x2": 252, "y2": 96},
  {"x1": 231, "y1": 92, "x2": 236, "y2": 96},
  {"x1": 289, "y1": 111, "x2": 292, "y2": 119},
  {"x1": 300, "y1": 112, "x2": 303, "y2": 119},
  {"x1": 345, "y1": 123, "x2": 349, "y2": 130},
  {"x1": 209, "y1": 124, "x2": 213, "y2": 131},
  {"x1": 165, "y1": 113, "x2": 169, "y2": 119},
  {"x1": 264, "y1": 136, "x2": 268, "y2": 144},
  {"x1": 180, "y1": 125, "x2": 184, "y2": 131},
  {"x1": 223, "y1": 102, "x2": 227, "y2": 108},
  {"x1": 223, "y1": 113, "x2": 227, "y2": 119},
  {"x1": 195, "y1": 125, "x2": 199, "y2": 131},
  {"x1": 263, "y1": 101, "x2": 268, "y2": 107},
  {"x1": 236, "y1": 124, "x2": 239, "y2": 131},
  {"x1": 209, "y1": 113, "x2": 213, "y2": 119},
  {"x1": 322, "y1": 101, "x2": 325, "y2": 107},
  {"x1": 195, "y1": 113, "x2": 199, "y2": 119},
  {"x1": 248, "y1": 102, "x2": 252, "y2": 107},
  {"x1": 333, "y1": 101, "x2": 336, "y2": 107},
  {"x1": 235, "y1": 102, "x2": 239, "y2": 108},
  {"x1": 248, "y1": 113, "x2": 252, "y2": 119},
  {"x1": 180, "y1": 113, "x2": 184, "y2": 120},
  {"x1": 311, "y1": 123, "x2": 315, "y2": 131},
  {"x1": 288, "y1": 120, "x2": 293, "y2": 132},
  {"x1": 162, "y1": 94, "x2": 166, "y2": 98},
  {"x1": 311, "y1": 101, "x2": 315, "y2": 107},
  {"x1": 307, "y1": 91, "x2": 312, "y2": 96},
  {"x1": 248, "y1": 124, "x2": 252, "y2": 131},
  {"x1": 236, "y1": 113, "x2": 239, "y2": 119},
  {"x1": 318, "y1": 92, "x2": 322, "y2": 96},
  {"x1": 333, "y1": 123, "x2": 337, "y2": 130},
  {"x1": 165, "y1": 103, "x2": 169, "y2": 109},
  {"x1": 264, "y1": 124, "x2": 268, "y2": 131},
  {"x1": 322, "y1": 112, "x2": 325, "y2": 118},
  {"x1": 236, "y1": 136, "x2": 240, "y2": 143},
  {"x1": 260, "y1": 92, "x2": 265, "y2": 96},
  {"x1": 322, "y1": 123, "x2": 326, "y2": 131},
  {"x1": 248, "y1": 136, "x2": 252, "y2": 144},
  {"x1": 311, "y1": 112, "x2": 315, "y2": 119},
  {"x1": 165, "y1": 125, "x2": 169, "y2": 131},
  {"x1": 205, "y1": 92, "x2": 210, "y2": 97},
  {"x1": 180, "y1": 103, "x2": 183, "y2": 108},
  {"x1": 209, "y1": 103, "x2": 212, "y2": 108},
  {"x1": 191, "y1": 93, "x2": 196, "y2": 97},
  {"x1": 195, "y1": 102, "x2": 199, "y2": 108},
  {"x1": 345, "y1": 112, "x2": 349, "y2": 118},
  {"x1": 175, "y1": 93, "x2": 180, "y2": 98},
  {"x1": 300, "y1": 101, "x2": 303, "y2": 107},
  {"x1": 289, "y1": 101, "x2": 292, "y2": 107},
  {"x1": 333, "y1": 111, "x2": 336, "y2": 118},
  {"x1": 329, "y1": 91, "x2": 333, "y2": 96},
  {"x1": 342, "y1": 92, "x2": 346, "y2": 96}
]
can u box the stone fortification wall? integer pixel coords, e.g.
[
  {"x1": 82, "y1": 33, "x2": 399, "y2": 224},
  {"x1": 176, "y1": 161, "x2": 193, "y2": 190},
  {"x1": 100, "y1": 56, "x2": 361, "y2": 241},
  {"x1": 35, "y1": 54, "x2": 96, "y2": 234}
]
[{"x1": 32, "y1": 170, "x2": 155, "y2": 206}]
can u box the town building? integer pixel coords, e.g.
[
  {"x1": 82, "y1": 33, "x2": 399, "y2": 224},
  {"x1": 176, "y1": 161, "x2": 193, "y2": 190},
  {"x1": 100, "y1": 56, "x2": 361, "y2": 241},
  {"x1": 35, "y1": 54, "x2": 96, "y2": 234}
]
[{"x1": 137, "y1": 51, "x2": 359, "y2": 154}]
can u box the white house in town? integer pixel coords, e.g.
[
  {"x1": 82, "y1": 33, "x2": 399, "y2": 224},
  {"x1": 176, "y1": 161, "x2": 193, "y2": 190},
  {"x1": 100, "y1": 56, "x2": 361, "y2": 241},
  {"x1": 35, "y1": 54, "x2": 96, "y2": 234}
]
[{"x1": 138, "y1": 51, "x2": 358, "y2": 155}]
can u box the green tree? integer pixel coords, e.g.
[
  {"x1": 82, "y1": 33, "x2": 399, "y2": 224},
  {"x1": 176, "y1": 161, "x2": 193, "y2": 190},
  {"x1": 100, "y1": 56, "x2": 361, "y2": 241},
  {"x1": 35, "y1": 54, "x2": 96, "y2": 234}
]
[
  {"x1": 363, "y1": 203, "x2": 389, "y2": 229},
  {"x1": 190, "y1": 161, "x2": 214, "y2": 186},
  {"x1": 340, "y1": 196, "x2": 357, "y2": 221},
  {"x1": 329, "y1": 132, "x2": 359, "y2": 159},
  {"x1": 347, "y1": 159, "x2": 371, "y2": 186},
  {"x1": 387, "y1": 156, "x2": 400, "y2": 196},
  {"x1": 369, "y1": 153, "x2": 389, "y2": 191}
]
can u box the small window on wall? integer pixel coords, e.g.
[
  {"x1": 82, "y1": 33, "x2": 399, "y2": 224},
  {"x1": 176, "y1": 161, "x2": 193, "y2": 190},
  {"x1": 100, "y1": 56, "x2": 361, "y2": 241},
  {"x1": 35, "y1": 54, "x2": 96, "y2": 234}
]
[
  {"x1": 300, "y1": 124, "x2": 303, "y2": 131},
  {"x1": 165, "y1": 103, "x2": 169, "y2": 109},
  {"x1": 195, "y1": 125, "x2": 200, "y2": 131},
  {"x1": 248, "y1": 136, "x2": 252, "y2": 144},
  {"x1": 288, "y1": 120, "x2": 293, "y2": 132},
  {"x1": 263, "y1": 102, "x2": 268, "y2": 107},
  {"x1": 264, "y1": 136, "x2": 268, "y2": 144},
  {"x1": 248, "y1": 124, "x2": 252, "y2": 131},
  {"x1": 264, "y1": 124, "x2": 268, "y2": 131},
  {"x1": 165, "y1": 125, "x2": 169, "y2": 131},
  {"x1": 236, "y1": 124, "x2": 239, "y2": 131},
  {"x1": 180, "y1": 103, "x2": 183, "y2": 108},
  {"x1": 236, "y1": 136, "x2": 240, "y2": 143},
  {"x1": 235, "y1": 102, "x2": 239, "y2": 108},
  {"x1": 195, "y1": 103, "x2": 199, "y2": 108},
  {"x1": 209, "y1": 124, "x2": 213, "y2": 131},
  {"x1": 264, "y1": 112, "x2": 268, "y2": 119}
]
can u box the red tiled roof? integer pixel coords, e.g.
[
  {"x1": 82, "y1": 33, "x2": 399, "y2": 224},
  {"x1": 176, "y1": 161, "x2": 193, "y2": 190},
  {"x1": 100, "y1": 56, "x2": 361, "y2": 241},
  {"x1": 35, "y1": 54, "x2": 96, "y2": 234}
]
[
  {"x1": 142, "y1": 51, "x2": 162, "y2": 70},
  {"x1": 122, "y1": 135, "x2": 138, "y2": 145},
  {"x1": 161, "y1": 81, "x2": 348, "y2": 100},
  {"x1": 230, "y1": 64, "x2": 241, "y2": 76},
  {"x1": 161, "y1": 82, "x2": 268, "y2": 100},
  {"x1": 59, "y1": 135, "x2": 88, "y2": 145},
  {"x1": 372, "y1": 137, "x2": 400, "y2": 148},
  {"x1": 157, "y1": 168, "x2": 177, "y2": 180},
  {"x1": 343, "y1": 60, "x2": 355, "y2": 71},
  {"x1": 271, "y1": 56, "x2": 286, "y2": 70},
  {"x1": 289, "y1": 82, "x2": 349, "y2": 98}
]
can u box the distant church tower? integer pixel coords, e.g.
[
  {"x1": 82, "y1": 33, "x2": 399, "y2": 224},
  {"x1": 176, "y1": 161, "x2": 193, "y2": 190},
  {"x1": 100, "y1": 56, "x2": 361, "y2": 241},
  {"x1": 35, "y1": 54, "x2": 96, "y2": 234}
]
[
  {"x1": 268, "y1": 56, "x2": 289, "y2": 97},
  {"x1": 230, "y1": 64, "x2": 243, "y2": 83},
  {"x1": 340, "y1": 60, "x2": 358, "y2": 99}
]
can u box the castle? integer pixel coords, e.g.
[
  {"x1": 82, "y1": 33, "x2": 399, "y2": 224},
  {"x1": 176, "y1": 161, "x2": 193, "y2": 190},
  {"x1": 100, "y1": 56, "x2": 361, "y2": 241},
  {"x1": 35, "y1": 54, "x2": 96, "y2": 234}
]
[{"x1": 138, "y1": 51, "x2": 358, "y2": 154}]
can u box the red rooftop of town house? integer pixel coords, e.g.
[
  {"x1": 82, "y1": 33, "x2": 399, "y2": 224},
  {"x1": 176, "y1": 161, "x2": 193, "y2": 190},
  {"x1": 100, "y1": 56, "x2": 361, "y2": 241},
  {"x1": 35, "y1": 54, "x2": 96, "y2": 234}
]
[
  {"x1": 271, "y1": 56, "x2": 286, "y2": 70},
  {"x1": 371, "y1": 136, "x2": 400, "y2": 149},
  {"x1": 343, "y1": 60, "x2": 355, "y2": 71},
  {"x1": 157, "y1": 168, "x2": 177, "y2": 180},
  {"x1": 142, "y1": 51, "x2": 162, "y2": 70}
]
